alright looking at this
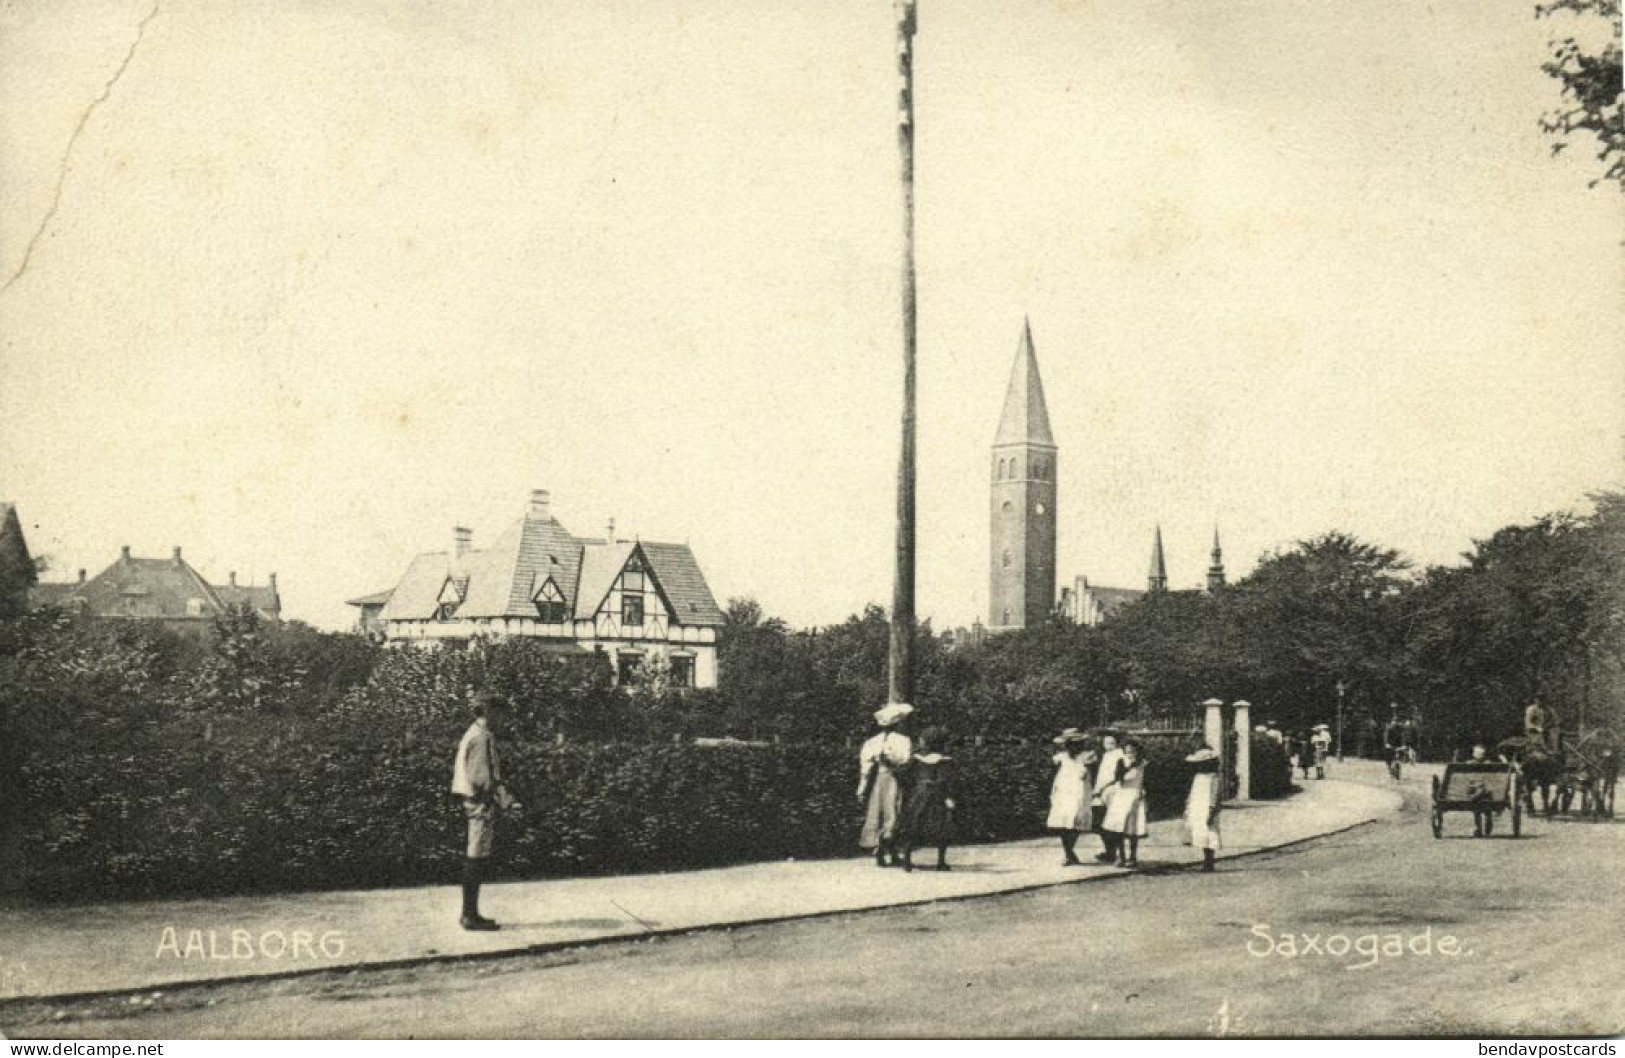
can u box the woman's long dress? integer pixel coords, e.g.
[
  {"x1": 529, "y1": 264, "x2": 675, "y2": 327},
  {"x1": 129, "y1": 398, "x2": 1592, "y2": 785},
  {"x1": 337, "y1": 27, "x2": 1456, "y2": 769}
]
[
  {"x1": 1102, "y1": 762, "x2": 1149, "y2": 837},
  {"x1": 1047, "y1": 751, "x2": 1092, "y2": 831},
  {"x1": 901, "y1": 757, "x2": 955, "y2": 847},
  {"x1": 1184, "y1": 770, "x2": 1222, "y2": 850},
  {"x1": 858, "y1": 730, "x2": 913, "y2": 849}
]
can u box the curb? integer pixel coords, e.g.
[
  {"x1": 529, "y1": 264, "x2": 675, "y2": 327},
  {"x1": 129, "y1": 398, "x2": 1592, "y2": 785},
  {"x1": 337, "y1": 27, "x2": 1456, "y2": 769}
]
[{"x1": 0, "y1": 807, "x2": 1393, "y2": 1012}]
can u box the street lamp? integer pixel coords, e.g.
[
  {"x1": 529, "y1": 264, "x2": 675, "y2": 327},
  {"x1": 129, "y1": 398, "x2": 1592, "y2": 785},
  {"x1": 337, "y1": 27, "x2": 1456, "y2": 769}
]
[{"x1": 1335, "y1": 679, "x2": 1347, "y2": 762}]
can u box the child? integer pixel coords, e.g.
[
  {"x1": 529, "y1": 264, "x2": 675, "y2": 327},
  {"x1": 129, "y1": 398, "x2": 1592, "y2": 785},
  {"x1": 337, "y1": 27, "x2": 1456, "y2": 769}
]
[
  {"x1": 1101, "y1": 741, "x2": 1149, "y2": 867},
  {"x1": 900, "y1": 729, "x2": 957, "y2": 872},
  {"x1": 1184, "y1": 745, "x2": 1223, "y2": 871},
  {"x1": 1046, "y1": 729, "x2": 1096, "y2": 866}
]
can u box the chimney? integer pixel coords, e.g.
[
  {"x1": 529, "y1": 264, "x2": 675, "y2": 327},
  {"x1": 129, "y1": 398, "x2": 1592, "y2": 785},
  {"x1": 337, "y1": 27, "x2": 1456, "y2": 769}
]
[
  {"x1": 121, "y1": 545, "x2": 131, "y2": 563},
  {"x1": 528, "y1": 489, "x2": 551, "y2": 520},
  {"x1": 605, "y1": 517, "x2": 616, "y2": 544},
  {"x1": 172, "y1": 546, "x2": 183, "y2": 566},
  {"x1": 229, "y1": 571, "x2": 238, "y2": 587},
  {"x1": 452, "y1": 526, "x2": 473, "y2": 565},
  {"x1": 269, "y1": 572, "x2": 278, "y2": 592},
  {"x1": 77, "y1": 568, "x2": 86, "y2": 584}
]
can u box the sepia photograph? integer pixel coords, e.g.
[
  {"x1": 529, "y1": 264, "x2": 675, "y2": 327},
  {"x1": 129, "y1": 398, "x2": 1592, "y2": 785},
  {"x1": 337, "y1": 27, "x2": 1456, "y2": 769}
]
[{"x1": 0, "y1": 0, "x2": 1621, "y2": 1042}]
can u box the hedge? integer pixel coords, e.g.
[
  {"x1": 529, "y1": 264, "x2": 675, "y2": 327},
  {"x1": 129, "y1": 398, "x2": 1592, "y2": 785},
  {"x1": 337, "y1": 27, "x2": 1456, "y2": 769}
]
[
  {"x1": 2, "y1": 618, "x2": 1295, "y2": 902},
  {"x1": 10, "y1": 722, "x2": 1287, "y2": 902}
]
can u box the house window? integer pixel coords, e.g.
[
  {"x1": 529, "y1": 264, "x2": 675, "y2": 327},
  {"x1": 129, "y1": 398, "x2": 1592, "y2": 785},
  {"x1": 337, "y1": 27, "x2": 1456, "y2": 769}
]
[
  {"x1": 436, "y1": 602, "x2": 457, "y2": 621},
  {"x1": 534, "y1": 578, "x2": 567, "y2": 624},
  {"x1": 617, "y1": 653, "x2": 643, "y2": 685},
  {"x1": 619, "y1": 555, "x2": 646, "y2": 626},
  {"x1": 670, "y1": 655, "x2": 695, "y2": 688}
]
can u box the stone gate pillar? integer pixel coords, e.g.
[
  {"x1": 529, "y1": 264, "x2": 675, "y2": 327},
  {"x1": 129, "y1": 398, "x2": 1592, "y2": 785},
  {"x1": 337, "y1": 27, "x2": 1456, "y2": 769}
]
[
  {"x1": 1233, "y1": 699, "x2": 1252, "y2": 801},
  {"x1": 1203, "y1": 698, "x2": 1225, "y2": 757}
]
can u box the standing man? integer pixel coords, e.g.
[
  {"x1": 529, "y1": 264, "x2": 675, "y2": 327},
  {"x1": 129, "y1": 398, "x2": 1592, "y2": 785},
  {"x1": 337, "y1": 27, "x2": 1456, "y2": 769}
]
[{"x1": 451, "y1": 692, "x2": 519, "y2": 931}]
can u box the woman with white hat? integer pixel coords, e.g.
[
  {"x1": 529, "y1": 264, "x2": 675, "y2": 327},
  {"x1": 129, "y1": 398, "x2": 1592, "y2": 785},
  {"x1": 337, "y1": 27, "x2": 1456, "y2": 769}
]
[
  {"x1": 1046, "y1": 729, "x2": 1096, "y2": 866},
  {"x1": 1184, "y1": 745, "x2": 1223, "y2": 872},
  {"x1": 858, "y1": 702, "x2": 914, "y2": 867}
]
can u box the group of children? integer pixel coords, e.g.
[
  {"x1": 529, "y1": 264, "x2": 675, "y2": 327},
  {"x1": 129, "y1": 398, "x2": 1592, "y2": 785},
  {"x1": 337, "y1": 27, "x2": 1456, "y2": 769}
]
[
  {"x1": 1047, "y1": 729, "x2": 1223, "y2": 872},
  {"x1": 856, "y1": 704, "x2": 1225, "y2": 875}
]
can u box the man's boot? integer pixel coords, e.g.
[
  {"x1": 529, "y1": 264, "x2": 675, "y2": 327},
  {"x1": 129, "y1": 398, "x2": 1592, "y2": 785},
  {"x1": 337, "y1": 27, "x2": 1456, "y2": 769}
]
[{"x1": 461, "y1": 859, "x2": 498, "y2": 931}]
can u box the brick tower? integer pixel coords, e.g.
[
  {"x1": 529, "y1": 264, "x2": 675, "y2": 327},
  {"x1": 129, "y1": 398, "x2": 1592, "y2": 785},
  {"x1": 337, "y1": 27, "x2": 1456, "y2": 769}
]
[{"x1": 989, "y1": 320, "x2": 1057, "y2": 631}]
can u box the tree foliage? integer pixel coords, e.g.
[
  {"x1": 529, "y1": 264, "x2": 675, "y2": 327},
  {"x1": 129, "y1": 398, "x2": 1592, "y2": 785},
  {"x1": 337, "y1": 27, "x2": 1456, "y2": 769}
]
[{"x1": 1538, "y1": 0, "x2": 1624, "y2": 188}]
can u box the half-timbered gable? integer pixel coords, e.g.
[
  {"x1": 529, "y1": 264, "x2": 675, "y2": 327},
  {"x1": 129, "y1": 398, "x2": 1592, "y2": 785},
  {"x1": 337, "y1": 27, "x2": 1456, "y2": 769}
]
[{"x1": 370, "y1": 489, "x2": 722, "y2": 688}]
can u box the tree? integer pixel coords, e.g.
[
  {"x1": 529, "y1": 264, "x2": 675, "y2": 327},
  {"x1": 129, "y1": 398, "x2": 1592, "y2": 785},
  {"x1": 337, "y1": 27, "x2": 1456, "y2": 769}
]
[
  {"x1": 1228, "y1": 533, "x2": 1417, "y2": 736},
  {"x1": 1406, "y1": 490, "x2": 1625, "y2": 748},
  {"x1": 1538, "y1": 0, "x2": 1624, "y2": 188}
]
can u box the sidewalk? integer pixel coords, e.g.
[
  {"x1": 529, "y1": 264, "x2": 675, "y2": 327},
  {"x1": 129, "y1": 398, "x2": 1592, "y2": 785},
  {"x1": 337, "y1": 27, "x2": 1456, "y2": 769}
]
[{"x1": 0, "y1": 776, "x2": 1401, "y2": 1002}]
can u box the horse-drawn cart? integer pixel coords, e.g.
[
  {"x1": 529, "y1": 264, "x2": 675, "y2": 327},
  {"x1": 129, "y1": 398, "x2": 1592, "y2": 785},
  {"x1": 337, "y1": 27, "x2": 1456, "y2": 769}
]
[{"x1": 1431, "y1": 761, "x2": 1521, "y2": 838}]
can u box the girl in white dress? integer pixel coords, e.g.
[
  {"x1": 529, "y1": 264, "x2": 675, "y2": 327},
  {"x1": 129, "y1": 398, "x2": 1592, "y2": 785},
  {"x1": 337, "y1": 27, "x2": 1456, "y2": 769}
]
[
  {"x1": 1184, "y1": 745, "x2": 1223, "y2": 872},
  {"x1": 1046, "y1": 729, "x2": 1096, "y2": 865},
  {"x1": 1101, "y1": 741, "x2": 1150, "y2": 867}
]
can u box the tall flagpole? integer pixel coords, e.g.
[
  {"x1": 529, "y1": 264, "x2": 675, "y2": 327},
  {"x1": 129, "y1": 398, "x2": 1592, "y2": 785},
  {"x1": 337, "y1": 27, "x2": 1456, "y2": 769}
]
[{"x1": 888, "y1": 0, "x2": 918, "y2": 705}]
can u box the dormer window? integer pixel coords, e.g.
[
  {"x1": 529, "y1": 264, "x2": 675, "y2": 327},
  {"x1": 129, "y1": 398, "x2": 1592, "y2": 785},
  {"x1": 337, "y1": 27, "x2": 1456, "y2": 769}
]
[
  {"x1": 533, "y1": 577, "x2": 567, "y2": 624},
  {"x1": 618, "y1": 553, "x2": 647, "y2": 626},
  {"x1": 436, "y1": 602, "x2": 457, "y2": 621}
]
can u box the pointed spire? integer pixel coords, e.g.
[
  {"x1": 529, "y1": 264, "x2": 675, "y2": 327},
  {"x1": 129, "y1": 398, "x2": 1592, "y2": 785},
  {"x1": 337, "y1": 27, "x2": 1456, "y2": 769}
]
[
  {"x1": 993, "y1": 318, "x2": 1055, "y2": 447},
  {"x1": 1208, "y1": 527, "x2": 1227, "y2": 593},
  {"x1": 1148, "y1": 525, "x2": 1168, "y2": 593}
]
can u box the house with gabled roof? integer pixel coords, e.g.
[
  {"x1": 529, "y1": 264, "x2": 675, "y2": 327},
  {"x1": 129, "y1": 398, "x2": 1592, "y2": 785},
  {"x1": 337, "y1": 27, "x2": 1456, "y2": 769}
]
[
  {"x1": 1, "y1": 502, "x2": 39, "y2": 618},
  {"x1": 369, "y1": 490, "x2": 724, "y2": 688},
  {"x1": 30, "y1": 545, "x2": 281, "y2": 627}
]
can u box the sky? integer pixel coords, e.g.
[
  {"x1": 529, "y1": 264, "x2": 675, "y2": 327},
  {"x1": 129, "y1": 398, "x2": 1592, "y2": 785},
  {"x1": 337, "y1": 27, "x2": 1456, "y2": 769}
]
[{"x1": 1, "y1": 0, "x2": 1621, "y2": 632}]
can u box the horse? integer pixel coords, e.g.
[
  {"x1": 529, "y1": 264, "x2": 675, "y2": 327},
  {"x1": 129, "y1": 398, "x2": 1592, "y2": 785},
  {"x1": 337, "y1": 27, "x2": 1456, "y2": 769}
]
[{"x1": 1514, "y1": 747, "x2": 1564, "y2": 816}]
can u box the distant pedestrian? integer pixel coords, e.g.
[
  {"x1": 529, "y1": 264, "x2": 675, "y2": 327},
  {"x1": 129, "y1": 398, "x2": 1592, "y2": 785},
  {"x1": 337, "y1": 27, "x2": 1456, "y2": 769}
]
[
  {"x1": 1184, "y1": 746, "x2": 1223, "y2": 872},
  {"x1": 1091, "y1": 732, "x2": 1125, "y2": 862},
  {"x1": 450, "y1": 692, "x2": 520, "y2": 931},
  {"x1": 1101, "y1": 741, "x2": 1150, "y2": 868},
  {"x1": 859, "y1": 702, "x2": 914, "y2": 868},
  {"x1": 900, "y1": 729, "x2": 957, "y2": 872},
  {"x1": 1310, "y1": 725, "x2": 1332, "y2": 779},
  {"x1": 1046, "y1": 729, "x2": 1096, "y2": 866}
]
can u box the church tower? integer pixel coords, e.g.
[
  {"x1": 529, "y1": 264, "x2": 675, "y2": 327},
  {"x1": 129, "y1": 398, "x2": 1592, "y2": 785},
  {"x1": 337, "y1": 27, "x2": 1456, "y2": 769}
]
[
  {"x1": 989, "y1": 320, "x2": 1057, "y2": 631},
  {"x1": 1148, "y1": 525, "x2": 1169, "y2": 593},
  {"x1": 1207, "y1": 528, "x2": 1226, "y2": 593}
]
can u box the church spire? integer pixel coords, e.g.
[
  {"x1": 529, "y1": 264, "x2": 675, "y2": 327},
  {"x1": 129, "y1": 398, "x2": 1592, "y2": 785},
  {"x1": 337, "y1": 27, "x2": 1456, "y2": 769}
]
[
  {"x1": 993, "y1": 318, "x2": 1055, "y2": 447},
  {"x1": 1148, "y1": 525, "x2": 1168, "y2": 593},
  {"x1": 1207, "y1": 527, "x2": 1226, "y2": 593}
]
